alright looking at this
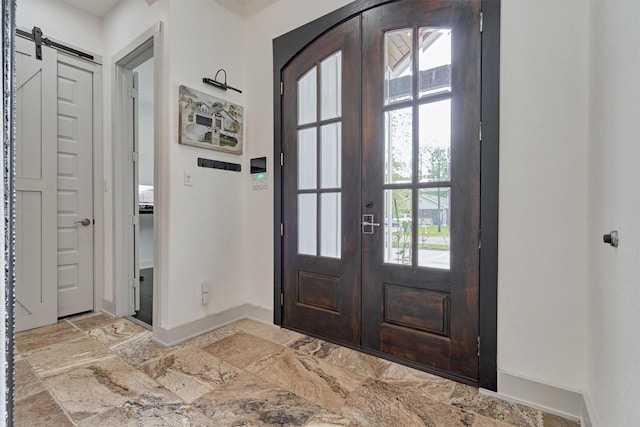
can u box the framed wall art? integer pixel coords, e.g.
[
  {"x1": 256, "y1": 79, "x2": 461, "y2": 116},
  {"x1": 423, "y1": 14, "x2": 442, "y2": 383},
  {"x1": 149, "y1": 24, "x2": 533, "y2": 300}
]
[{"x1": 178, "y1": 85, "x2": 244, "y2": 155}]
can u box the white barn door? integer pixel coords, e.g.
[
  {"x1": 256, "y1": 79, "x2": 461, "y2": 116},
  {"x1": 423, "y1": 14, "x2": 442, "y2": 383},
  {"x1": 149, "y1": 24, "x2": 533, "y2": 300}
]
[
  {"x1": 56, "y1": 58, "x2": 94, "y2": 317},
  {"x1": 15, "y1": 38, "x2": 96, "y2": 331},
  {"x1": 15, "y1": 38, "x2": 57, "y2": 332}
]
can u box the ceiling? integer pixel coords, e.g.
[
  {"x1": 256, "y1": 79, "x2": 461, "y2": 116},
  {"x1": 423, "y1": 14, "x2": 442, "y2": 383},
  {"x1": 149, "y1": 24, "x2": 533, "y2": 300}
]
[
  {"x1": 59, "y1": 0, "x2": 122, "y2": 17},
  {"x1": 59, "y1": 0, "x2": 276, "y2": 19},
  {"x1": 214, "y1": 0, "x2": 278, "y2": 17}
]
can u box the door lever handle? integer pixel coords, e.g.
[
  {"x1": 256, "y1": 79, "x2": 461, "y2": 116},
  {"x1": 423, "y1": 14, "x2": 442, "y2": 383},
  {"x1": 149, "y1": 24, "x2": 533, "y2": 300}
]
[
  {"x1": 75, "y1": 218, "x2": 91, "y2": 226},
  {"x1": 362, "y1": 214, "x2": 380, "y2": 234}
]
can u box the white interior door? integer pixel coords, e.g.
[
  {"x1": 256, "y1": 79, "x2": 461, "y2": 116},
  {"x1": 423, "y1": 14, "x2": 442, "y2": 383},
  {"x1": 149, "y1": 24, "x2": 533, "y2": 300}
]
[
  {"x1": 133, "y1": 70, "x2": 141, "y2": 312},
  {"x1": 123, "y1": 67, "x2": 141, "y2": 315},
  {"x1": 15, "y1": 38, "x2": 58, "y2": 332},
  {"x1": 56, "y1": 58, "x2": 94, "y2": 317}
]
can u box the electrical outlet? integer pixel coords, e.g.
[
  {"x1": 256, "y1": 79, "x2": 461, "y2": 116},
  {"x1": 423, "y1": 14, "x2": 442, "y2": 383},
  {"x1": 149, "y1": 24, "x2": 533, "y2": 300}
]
[{"x1": 201, "y1": 281, "x2": 210, "y2": 305}]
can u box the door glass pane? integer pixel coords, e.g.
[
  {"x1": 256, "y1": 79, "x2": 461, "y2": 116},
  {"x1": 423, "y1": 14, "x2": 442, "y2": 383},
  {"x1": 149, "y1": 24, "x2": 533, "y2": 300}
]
[
  {"x1": 298, "y1": 128, "x2": 317, "y2": 190},
  {"x1": 384, "y1": 189, "x2": 412, "y2": 265},
  {"x1": 419, "y1": 100, "x2": 451, "y2": 182},
  {"x1": 419, "y1": 28, "x2": 451, "y2": 97},
  {"x1": 385, "y1": 29, "x2": 413, "y2": 105},
  {"x1": 385, "y1": 107, "x2": 413, "y2": 184},
  {"x1": 321, "y1": 193, "x2": 341, "y2": 258},
  {"x1": 298, "y1": 194, "x2": 317, "y2": 256},
  {"x1": 418, "y1": 188, "x2": 450, "y2": 269},
  {"x1": 320, "y1": 123, "x2": 341, "y2": 189},
  {"x1": 321, "y1": 52, "x2": 342, "y2": 120},
  {"x1": 298, "y1": 67, "x2": 317, "y2": 125}
]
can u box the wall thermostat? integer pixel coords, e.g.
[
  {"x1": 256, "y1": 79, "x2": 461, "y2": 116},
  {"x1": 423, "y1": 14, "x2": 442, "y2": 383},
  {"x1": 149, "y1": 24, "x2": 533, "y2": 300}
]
[
  {"x1": 250, "y1": 157, "x2": 267, "y2": 174},
  {"x1": 250, "y1": 157, "x2": 268, "y2": 189}
]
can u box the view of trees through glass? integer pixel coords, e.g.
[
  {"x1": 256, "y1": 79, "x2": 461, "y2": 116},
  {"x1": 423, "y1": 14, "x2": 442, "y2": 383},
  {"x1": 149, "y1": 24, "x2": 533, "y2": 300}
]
[{"x1": 383, "y1": 28, "x2": 452, "y2": 269}]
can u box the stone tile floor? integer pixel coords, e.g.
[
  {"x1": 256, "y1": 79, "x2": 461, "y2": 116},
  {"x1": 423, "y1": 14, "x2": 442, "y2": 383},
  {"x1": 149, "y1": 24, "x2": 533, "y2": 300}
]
[{"x1": 14, "y1": 313, "x2": 580, "y2": 426}]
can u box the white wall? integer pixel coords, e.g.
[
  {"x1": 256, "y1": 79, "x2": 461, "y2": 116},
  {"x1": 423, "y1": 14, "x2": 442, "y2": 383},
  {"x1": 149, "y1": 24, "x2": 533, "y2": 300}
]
[
  {"x1": 102, "y1": 0, "x2": 166, "y2": 57},
  {"x1": 588, "y1": 0, "x2": 640, "y2": 424},
  {"x1": 103, "y1": 0, "x2": 249, "y2": 329},
  {"x1": 16, "y1": 2, "x2": 639, "y2": 422},
  {"x1": 163, "y1": 0, "x2": 247, "y2": 328},
  {"x1": 102, "y1": 0, "x2": 168, "y2": 314},
  {"x1": 16, "y1": 0, "x2": 103, "y2": 56},
  {"x1": 244, "y1": 0, "x2": 591, "y2": 396},
  {"x1": 498, "y1": 0, "x2": 589, "y2": 392},
  {"x1": 243, "y1": 0, "x2": 354, "y2": 312}
]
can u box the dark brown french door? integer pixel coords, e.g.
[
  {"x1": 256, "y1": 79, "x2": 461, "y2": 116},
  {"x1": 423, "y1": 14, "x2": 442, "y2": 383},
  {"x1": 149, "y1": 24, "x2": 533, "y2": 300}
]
[
  {"x1": 282, "y1": 16, "x2": 362, "y2": 344},
  {"x1": 281, "y1": 0, "x2": 482, "y2": 383}
]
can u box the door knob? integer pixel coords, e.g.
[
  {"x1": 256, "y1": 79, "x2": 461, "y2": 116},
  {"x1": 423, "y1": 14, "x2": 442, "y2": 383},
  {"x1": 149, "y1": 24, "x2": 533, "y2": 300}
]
[{"x1": 75, "y1": 218, "x2": 91, "y2": 226}]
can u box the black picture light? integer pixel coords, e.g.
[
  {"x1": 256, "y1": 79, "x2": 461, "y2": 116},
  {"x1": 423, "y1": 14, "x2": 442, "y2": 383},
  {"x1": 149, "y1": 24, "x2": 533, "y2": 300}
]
[{"x1": 203, "y1": 69, "x2": 242, "y2": 94}]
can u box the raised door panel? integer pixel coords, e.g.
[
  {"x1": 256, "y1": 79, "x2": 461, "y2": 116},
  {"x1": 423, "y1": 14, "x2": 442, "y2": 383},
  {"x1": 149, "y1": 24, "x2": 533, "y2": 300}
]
[
  {"x1": 56, "y1": 60, "x2": 94, "y2": 317},
  {"x1": 15, "y1": 38, "x2": 58, "y2": 332}
]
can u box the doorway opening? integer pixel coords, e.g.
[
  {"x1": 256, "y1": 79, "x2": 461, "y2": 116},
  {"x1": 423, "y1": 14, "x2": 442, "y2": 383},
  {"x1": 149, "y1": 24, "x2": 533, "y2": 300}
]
[
  {"x1": 132, "y1": 55, "x2": 155, "y2": 326},
  {"x1": 273, "y1": 0, "x2": 500, "y2": 390},
  {"x1": 113, "y1": 27, "x2": 160, "y2": 327}
]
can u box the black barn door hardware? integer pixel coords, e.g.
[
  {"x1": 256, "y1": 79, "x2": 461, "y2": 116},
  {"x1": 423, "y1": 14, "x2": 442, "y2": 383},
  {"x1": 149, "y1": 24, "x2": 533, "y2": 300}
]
[
  {"x1": 32, "y1": 26, "x2": 42, "y2": 60},
  {"x1": 16, "y1": 26, "x2": 94, "y2": 61}
]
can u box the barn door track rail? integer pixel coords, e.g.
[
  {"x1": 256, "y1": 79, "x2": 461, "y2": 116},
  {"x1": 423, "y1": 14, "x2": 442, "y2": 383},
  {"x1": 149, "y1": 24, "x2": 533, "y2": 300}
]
[{"x1": 16, "y1": 26, "x2": 94, "y2": 61}]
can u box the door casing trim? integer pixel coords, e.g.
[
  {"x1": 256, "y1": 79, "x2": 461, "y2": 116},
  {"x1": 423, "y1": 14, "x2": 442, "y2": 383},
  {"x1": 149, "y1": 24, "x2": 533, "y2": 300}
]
[
  {"x1": 273, "y1": 0, "x2": 499, "y2": 391},
  {"x1": 112, "y1": 23, "x2": 165, "y2": 330}
]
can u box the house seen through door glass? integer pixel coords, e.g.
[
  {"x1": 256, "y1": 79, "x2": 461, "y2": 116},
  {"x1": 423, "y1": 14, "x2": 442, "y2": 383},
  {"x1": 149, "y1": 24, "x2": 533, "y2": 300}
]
[{"x1": 383, "y1": 27, "x2": 452, "y2": 269}]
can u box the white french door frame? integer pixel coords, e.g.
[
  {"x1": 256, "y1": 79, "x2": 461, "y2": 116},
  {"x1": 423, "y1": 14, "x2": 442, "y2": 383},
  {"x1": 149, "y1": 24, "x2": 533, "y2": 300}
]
[{"x1": 111, "y1": 23, "x2": 165, "y2": 324}]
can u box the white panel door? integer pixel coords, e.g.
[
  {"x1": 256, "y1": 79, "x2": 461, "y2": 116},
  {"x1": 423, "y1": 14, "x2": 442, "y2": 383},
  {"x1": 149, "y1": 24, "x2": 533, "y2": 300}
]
[
  {"x1": 15, "y1": 38, "x2": 58, "y2": 332},
  {"x1": 133, "y1": 71, "x2": 141, "y2": 312},
  {"x1": 57, "y1": 60, "x2": 94, "y2": 317}
]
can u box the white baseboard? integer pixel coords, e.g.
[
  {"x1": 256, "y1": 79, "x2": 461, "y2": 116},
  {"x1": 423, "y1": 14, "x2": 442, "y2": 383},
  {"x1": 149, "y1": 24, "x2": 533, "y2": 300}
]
[
  {"x1": 245, "y1": 304, "x2": 274, "y2": 324},
  {"x1": 100, "y1": 299, "x2": 116, "y2": 317},
  {"x1": 581, "y1": 391, "x2": 599, "y2": 427},
  {"x1": 152, "y1": 304, "x2": 274, "y2": 347},
  {"x1": 487, "y1": 370, "x2": 595, "y2": 426}
]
